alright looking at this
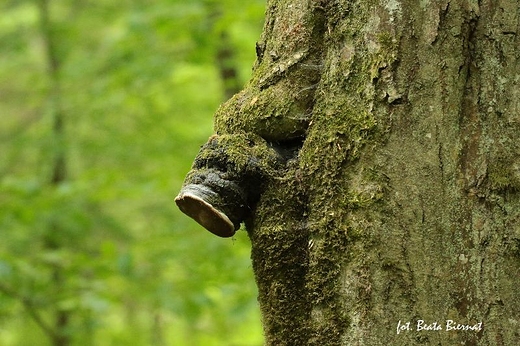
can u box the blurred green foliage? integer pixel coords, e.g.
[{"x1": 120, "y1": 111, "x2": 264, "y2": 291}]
[{"x1": 0, "y1": 0, "x2": 265, "y2": 345}]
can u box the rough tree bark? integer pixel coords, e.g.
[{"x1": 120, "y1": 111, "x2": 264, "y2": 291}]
[{"x1": 177, "y1": 0, "x2": 520, "y2": 345}]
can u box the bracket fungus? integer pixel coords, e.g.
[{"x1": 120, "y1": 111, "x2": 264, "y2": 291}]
[
  {"x1": 175, "y1": 134, "x2": 285, "y2": 237},
  {"x1": 175, "y1": 179, "x2": 246, "y2": 237}
]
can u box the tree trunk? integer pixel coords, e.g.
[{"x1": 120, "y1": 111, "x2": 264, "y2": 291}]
[
  {"x1": 178, "y1": 0, "x2": 520, "y2": 344},
  {"x1": 38, "y1": 0, "x2": 71, "y2": 345}
]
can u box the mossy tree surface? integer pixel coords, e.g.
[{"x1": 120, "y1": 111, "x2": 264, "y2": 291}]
[{"x1": 209, "y1": 0, "x2": 520, "y2": 344}]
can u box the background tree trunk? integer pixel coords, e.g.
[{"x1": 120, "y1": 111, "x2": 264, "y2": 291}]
[
  {"x1": 39, "y1": 0, "x2": 71, "y2": 345},
  {"x1": 209, "y1": 0, "x2": 520, "y2": 344}
]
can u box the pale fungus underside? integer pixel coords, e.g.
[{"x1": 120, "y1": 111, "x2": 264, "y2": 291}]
[{"x1": 175, "y1": 184, "x2": 236, "y2": 238}]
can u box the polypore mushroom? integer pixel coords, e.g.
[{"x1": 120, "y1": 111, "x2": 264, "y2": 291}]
[
  {"x1": 175, "y1": 183, "x2": 238, "y2": 238},
  {"x1": 175, "y1": 134, "x2": 283, "y2": 237}
]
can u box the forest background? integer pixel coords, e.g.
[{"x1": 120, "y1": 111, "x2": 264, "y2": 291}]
[{"x1": 0, "y1": 0, "x2": 266, "y2": 345}]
